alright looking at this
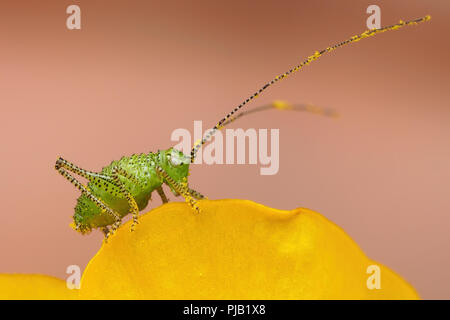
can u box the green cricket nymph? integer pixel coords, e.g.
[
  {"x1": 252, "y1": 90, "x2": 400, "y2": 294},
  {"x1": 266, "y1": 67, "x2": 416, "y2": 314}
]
[
  {"x1": 55, "y1": 15, "x2": 430, "y2": 241},
  {"x1": 55, "y1": 149, "x2": 196, "y2": 240}
]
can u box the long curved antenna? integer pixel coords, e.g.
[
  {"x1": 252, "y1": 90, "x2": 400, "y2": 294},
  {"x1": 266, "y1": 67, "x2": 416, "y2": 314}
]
[
  {"x1": 190, "y1": 15, "x2": 431, "y2": 162},
  {"x1": 219, "y1": 100, "x2": 338, "y2": 129}
]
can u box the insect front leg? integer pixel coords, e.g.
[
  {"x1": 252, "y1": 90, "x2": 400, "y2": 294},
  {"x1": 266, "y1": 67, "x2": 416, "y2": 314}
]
[
  {"x1": 54, "y1": 160, "x2": 122, "y2": 241},
  {"x1": 110, "y1": 166, "x2": 141, "y2": 232},
  {"x1": 155, "y1": 166, "x2": 201, "y2": 213},
  {"x1": 187, "y1": 188, "x2": 207, "y2": 200}
]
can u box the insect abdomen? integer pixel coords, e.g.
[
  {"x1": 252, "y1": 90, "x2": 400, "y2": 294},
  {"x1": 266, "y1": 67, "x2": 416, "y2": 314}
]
[{"x1": 73, "y1": 153, "x2": 162, "y2": 232}]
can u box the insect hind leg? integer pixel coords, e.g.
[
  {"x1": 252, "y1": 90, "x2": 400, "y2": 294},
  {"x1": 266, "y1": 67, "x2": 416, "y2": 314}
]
[
  {"x1": 55, "y1": 157, "x2": 112, "y2": 181},
  {"x1": 55, "y1": 158, "x2": 121, "y2": 241}
]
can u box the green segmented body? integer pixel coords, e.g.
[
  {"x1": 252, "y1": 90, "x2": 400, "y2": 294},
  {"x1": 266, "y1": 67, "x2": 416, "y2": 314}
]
[{"x1": 73, "y1": 149, "x2": 189, "y2": 234}]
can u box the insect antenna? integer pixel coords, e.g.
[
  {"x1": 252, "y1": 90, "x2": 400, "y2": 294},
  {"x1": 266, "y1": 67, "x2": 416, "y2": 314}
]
[
  {"x1": 190, "y1": 15, "x2": 431, "y2": 162},
  {"x1": 220, "y1": 100, "x2": 338, "y2": 128}
]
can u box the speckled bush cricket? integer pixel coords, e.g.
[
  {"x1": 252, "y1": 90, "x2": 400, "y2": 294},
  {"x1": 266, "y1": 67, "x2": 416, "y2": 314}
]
[{"x1": 55, "y1": 16, "x2": 430, "y2": 241}]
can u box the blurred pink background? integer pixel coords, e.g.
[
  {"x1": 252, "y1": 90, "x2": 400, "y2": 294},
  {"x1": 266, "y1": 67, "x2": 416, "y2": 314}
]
[{"x1": 1, "y1": 1, "x2": 449, "y2": 299}]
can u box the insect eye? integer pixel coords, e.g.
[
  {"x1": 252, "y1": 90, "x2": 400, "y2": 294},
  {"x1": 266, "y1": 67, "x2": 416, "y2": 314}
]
[{"x1": 168, "y1": 154, "x2": 182, "y2": 166}]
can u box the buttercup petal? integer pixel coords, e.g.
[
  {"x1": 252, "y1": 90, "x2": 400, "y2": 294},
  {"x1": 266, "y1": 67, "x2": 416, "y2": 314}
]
[{"x1": 78, "y1": 199, "x2": 418, "y2": 299}]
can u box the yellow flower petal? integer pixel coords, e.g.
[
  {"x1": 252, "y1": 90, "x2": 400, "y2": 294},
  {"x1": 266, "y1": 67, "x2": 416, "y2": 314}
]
[
  {"x1": 79, "y1": 199, "x2": 419, "y2": 299},
  {"x1": 0, "y1": 274, "x2": 77, "y2": 299}
]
